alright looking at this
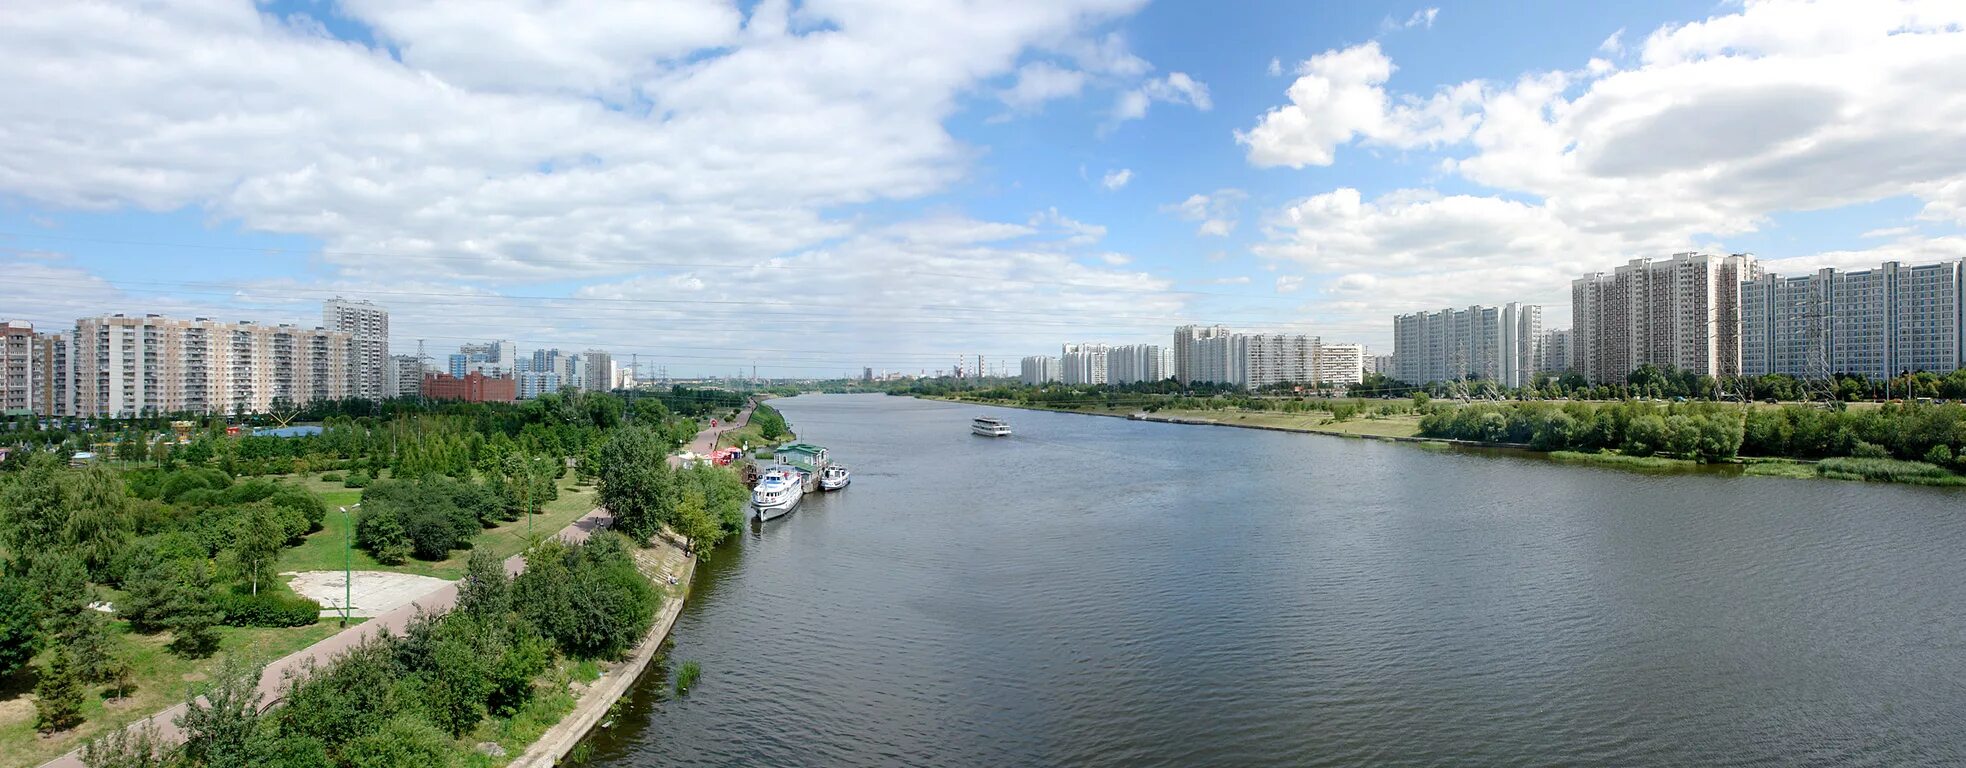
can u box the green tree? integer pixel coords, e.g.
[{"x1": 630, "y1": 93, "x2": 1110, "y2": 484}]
[
  {"x1": 0, "y1": 575, "x2": 41, "y2": 678},
  {"x1": 176, "y1": 659, "x2": 263, "y2": 768},
  {"x1": 35, "y1": 646, "x2": 86, "y2": 732},
  {"x1": 65, "y1": 466, "x2": 135, "y2": 582},
  {"x1": 164, "y1": 563, "x2": 222, "y2": 658},
  {"x1": 597, "y1": 425, "x2": 676, "y2": 543},
  {"x1": 0, "y1": 452, "x2": 69, "y2": 555},
  {"x1": 455, "y1": 550, "x2": 510, "y2": 621},
  {"x1": 65, "y1": 608, "x2": 125, "y2": 686},
  {"x1": 222, "y1": 504, "x2": 286, "y2": 596},
  {"x1": 674, "y1": 484, "x2": 721, "y2": 559}
]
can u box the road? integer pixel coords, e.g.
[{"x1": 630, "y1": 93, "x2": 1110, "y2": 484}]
[{"x1": 41, "y1": 407, "x2": 751, "y2": 768}]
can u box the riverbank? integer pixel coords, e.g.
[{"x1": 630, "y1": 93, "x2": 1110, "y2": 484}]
[
  {"x1": 923, "y1": 395, "x2": 1965, "y2": 488},
  {"x1": 508, "y1": 534, "x2": 695, "y2": 768}
]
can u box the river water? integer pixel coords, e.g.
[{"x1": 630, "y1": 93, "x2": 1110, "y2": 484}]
[{"x1": 590, "y1": 394, "x2": 1966, "y2": 767}]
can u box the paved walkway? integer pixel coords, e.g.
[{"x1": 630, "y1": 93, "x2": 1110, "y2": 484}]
[
  {"x1": 41, "y1": 409, "x2": 746, "y2": 768},
  {"x1": 671, "y1": 403, "x2": 753, "y2": 466}
]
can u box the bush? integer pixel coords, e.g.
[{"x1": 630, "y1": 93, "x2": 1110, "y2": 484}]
[
  {"x1": 343, "y1": 472, "x2": 370, "y2": 489},
  {"x1": 356, "y1": 477, "x2": 491, "y2": 561},
  {"x1": 1849, "y1": 440, "x2": 1892, "y2": 459},
  {"x1": 321, "y1": 472, "x2": 343, "y2": 482},
  {"x1": 1816, "y1": 457, "x2": 1963, "y2": 484},
  {"x1": 216, "y1": 590, "x2": 322, "y2": 628}
]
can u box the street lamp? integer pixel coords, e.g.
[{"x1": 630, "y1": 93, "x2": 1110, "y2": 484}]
[{"x1": 339, "y1": 503, "x2": 361, "y2": 628}]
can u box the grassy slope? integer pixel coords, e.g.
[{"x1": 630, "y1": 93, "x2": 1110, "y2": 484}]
[
  {"x1": 0, "y1": 621, "x2": 347, "y2": 768},
  {"x1": 278, "y1": 473, "x2": 600, "y2": 581}
]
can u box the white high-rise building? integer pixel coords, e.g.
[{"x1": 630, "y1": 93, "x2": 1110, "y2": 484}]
[
  {"x1": 1537, "y1": 329, "x2": 1572, "y2": 376},
  {"x1": 1, "y1": 322, "x2": 33, "y2": 416},
  {"x1": 1315, "y1": 342, "x2": 1366, "y2": 387},
  {"x1": 1173, "y1": 324, "x2": 1232, "y2": 384},
  {"x1": 1741, "y1": 260, "x2": 1964, "y2": 380},
  {"x1": 70, "y1": 314, "x2": 353, "y2": 418},
  {"x1": 323, "y1": 298, "x2": 388, "y2": 401},
  {"x1": 1019, "y1": 355, "x2": 1060, "y2": 385},
  {"x1": 582, "y1": 350, "x2": 613, "y2": 392},
  {"x1": 1238, "y1": 334, "x2": 1318, "y2": 390},
  {"x1": 385, "y1": 354, "x2": 424, "y2": 399},
  {"x1": 1060, "y1": 343, "x2": 1109, "y2": 385},
  {"x1": 1392, "y1": 303, "x2": 1542, "y2": 388},
  {"x1": 1106, "y1": 344, "x2": 1172, "y2": 385},
  {"x1": 1572, "y1": 252, "x2": 1758, "y2": 383}
]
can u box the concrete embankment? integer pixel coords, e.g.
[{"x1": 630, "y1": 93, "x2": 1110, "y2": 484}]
[{"x1": 507, "y1": 536, "x2": 696, "y2": 768}]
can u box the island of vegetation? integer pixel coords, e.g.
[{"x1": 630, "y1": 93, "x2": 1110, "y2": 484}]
[{"x1": 0, "y1": 386, "x2": 752, "y2": 768}]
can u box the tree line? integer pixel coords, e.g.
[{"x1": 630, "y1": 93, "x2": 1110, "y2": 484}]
[{"x1": 81, "y1": 538, "x2": 661, "y2": 768}]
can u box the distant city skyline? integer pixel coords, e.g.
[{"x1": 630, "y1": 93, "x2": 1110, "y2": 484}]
[{"x1": 4, "y1": 2, "x2": 1964, "y2": 375}]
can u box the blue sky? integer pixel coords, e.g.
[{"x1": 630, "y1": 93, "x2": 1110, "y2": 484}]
[{"x1": 3, "y1": 0, "x2": 1964, "y2": 376}]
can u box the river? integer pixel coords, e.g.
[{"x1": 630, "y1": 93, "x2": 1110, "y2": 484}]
[{"x1": 589, "y1": 393, "x2": 1966, "y2": 766}]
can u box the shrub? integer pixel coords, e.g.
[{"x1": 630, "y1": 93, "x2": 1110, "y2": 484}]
[
  {"x1": 1817, "y1": 457, "x2": 1962, "y2": 484},
  {"x1": 1850, "y1": 441, "x2": 1892, "y2": 459},
  {"x1": 340, "y1": 716, "x2": 458, "y2": 768},
  {"x1": 343, "y1": 471, "x2": 370, "y2": 489},
  {"x1": 356, "y1": 477, "x2": 490, "y2": 561},
  {"x1": 35, "y1": 648, "x2": 86, "y2": 732},
  {"x1": 321, "y1": 472, "x2": 344, "y2": 482},
  {"x1": 216, "y1": 590, "x2": 322, "y2": 628},
  {"x1": 1924, "y1": 444, "x2": 1955, "y2": 467}
]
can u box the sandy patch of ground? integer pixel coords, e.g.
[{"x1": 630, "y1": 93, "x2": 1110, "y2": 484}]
[{"x1": 285, "y1": 570, "x2": 454, "y2": 618}]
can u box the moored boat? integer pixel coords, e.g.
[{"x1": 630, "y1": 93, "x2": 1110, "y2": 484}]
[
  {"x1": 752, "y1": 466, "x2": 804, "y2": 521},
  {"x1": 971, "y1": 416, "x2": 1012, "y2": 437},
  {"x1": 820, "y1": 464, "x2": 850, "y2": 490}
]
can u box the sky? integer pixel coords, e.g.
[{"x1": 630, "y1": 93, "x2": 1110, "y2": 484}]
[{"x1": 3, "y1": 0, "x2": 1965, "y2": 378}]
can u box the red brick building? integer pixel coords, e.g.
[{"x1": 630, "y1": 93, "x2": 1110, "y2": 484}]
[{"x1": 422, "y1": 372, "x2": 517, "y2": 403}]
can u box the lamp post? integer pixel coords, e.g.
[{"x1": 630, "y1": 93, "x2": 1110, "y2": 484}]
[{"x1": 339, "y1": 503, "x2": 361, "y2": 628}]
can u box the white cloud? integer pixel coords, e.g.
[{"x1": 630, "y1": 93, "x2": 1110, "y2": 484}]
[
  {"x1": 1382, "y1": 8, "x2": 1439, "y2": 32},
  {"x1": 1161, "y1": 189, "x2": 1248, "y2": 236},
  {"x1": 1100, "y1": 253, "x2": 1132, "y2": 265},
  {"x1": 1239, "y1": 0, "x2": 1966, "y2": 351},
  {"x1": 1112, "y1": 71, "x2": 1212, "y2": 125},
  {"x1": 0, "y1": 0, "x2": 1209, "y2": 369},
  {"x1": 1267, "y1": 57, "x2": 1282, "y2": 77},
  {"x1": 1203, "y1": 276, "x2": 1251, "y2": 285},
  {"x1": 1000, "y1": 62, "x2": 1089, "y2": 111},
  {"x1": 1274, "y1": 275, "x2": 1305, "y2": 293},
  {"x1": 1237, "y1": 41, "x2": 1481, "y2": 167},
  {"x1": 1100, "y1": 168, "x2": 1133, "y2": 190},
  {"x1": 1598, "y1": 28, "x2": 1624, "y2": 54}
]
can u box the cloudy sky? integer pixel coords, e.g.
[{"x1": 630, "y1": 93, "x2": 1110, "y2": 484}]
[{"x1": 3, "y1": 0, "x2": 1964, "y2": 377}]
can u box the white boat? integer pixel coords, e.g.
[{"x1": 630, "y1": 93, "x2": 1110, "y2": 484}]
[
  {"x1": 971, "y1": 416, "x2": 1012, "y2": 437},
  {"x1": 751, "y1": 466, "x2": 804, "y2": 521},
  {"x1": 819, "y1": 464, "x2": 850, "y2": 490}
]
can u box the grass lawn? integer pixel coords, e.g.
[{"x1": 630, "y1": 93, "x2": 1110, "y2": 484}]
[
  {"x1": 277, "y1": 473, "x2": 600, "y2": 581},
  {"x1": 711, "y1": 420, "x2": 792, "y2": 452},
  {"x1": 1145, "y1": 409, "x2": 1426, "y2": 439},
  {"x1": 0, "y1": 621, "x2": 347, "y2": 768}
]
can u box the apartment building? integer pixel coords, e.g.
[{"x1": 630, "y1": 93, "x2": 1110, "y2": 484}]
[
  {"x1": 1019, "y1": 355, "x2": 1060, "y2": 385},
  {"x1": 583, "y1": 350, "x2": 613, "y2": 392},
  {"x1": 33, "y1": 331, "x2": 68, "y2": 417},
  {"x1": 1107, "y1": 344, "x2": 1173, "y2": 385},
  {"x1": 69, "y1": 314, "x2": 353, "y2": 418},
  {"x1": 386, "y1": 354, "x2": 424, "y2": 399},
  {"x1": 1741, "y1": 260, "x2": 1965, "y2": 380},
  {"x1": 1537, "y1": 328, "x2": 1572, "y2": 376},
  {"x1": 1315, "y1": 342, "x2": 1366, "y2": 387},
  {"x1": 1392, "y1": 303, "x2": 1541, "y2": 388},
  {"x1": 450, "y1": 340, "x2": 519, "y2": 378},
  {"x1": 1060, "y1": 343, "x2": 1109, "y2": 385},
  {"x1": 323, "y1": 298, "x2": 388, "y2": 401},
  {"x1": 1572, "y1": 252, "x2": 1758, "y2": 383},
  {"x1": 1, "y1": 322, "x2": 32, "y2": 416},
  {"x1": 1172, "y1": 325, "x2": 1232, "y2": 384}
]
